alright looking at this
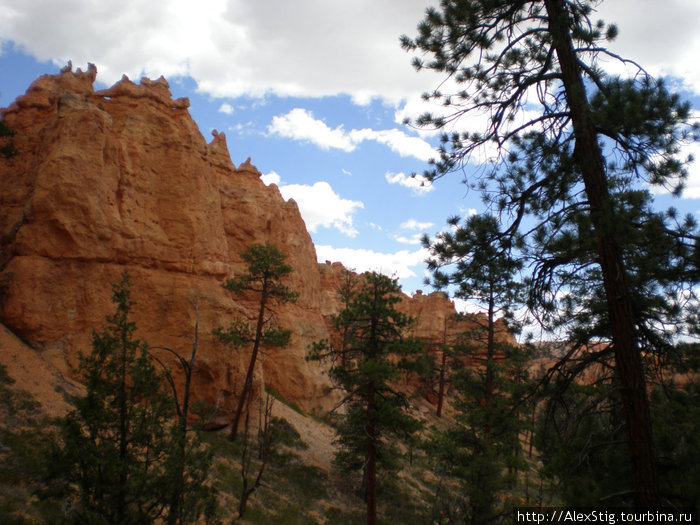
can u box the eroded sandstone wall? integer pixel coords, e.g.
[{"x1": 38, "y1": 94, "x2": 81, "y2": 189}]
[
  {"x1": 0, "y1": 66, "x2": 517, "y2": 421},
  {"x1": 0, "y1": 65, "x2": 336, "y2": 420}
]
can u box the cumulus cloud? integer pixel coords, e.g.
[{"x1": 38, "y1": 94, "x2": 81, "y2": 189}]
[
  {"x1": 316, "y1": 245, "x2": 429, "y2": 280},
  {"x1": 268, "y1": 108, "x2": 435, "y2": 161},
  {"x1": 399, "y1": 218, "x2": 434, "y2": 230},
  {"x1": 385, "y1": 171, "x2": 433, "y2": 195},
  {"x1": 394, "y1": 233, "x2": 423, "y2": 245},
  {"x1": 218, "y1": 103, "x2": 234, "y2": 114},
  {"x1": 453, "y1": 297, "x2": 488, "y2": 315},
  {"x1": 260, "y1": 170, "x2": 281, "y2": 186},
  {"x1": 348, "y1": 128, "x2": 436, "y2": 161},
  {"x1": 596, "y1": 0, "x2": 700, "y2": 94},
  {"x1": 277, "y1": 181, "x2": 364, "y2": 237},
  {"x1": 395, "y1": 219, "x2": 434, "y2": 245},
  {"x1": 0, "y1": 0, "x2": 436, "y2": 103},
  {"x1": 268, "y1": 108, "x2": 356, "y2": 151},
  {"x1": 260, "y1": 171, "x2": 364, "y2": 236},
  {"x1": 1, "y1": 0, "x2": 699, "y2": 109}
]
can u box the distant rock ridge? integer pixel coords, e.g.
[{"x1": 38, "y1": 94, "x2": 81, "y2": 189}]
[{"x1": 0, "y1": 65, "x2": 507, "y2": 419}]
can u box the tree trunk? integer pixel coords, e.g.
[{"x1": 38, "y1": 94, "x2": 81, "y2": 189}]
[
  {"x1": 117, "y1": 319, "x2": 129, "y2": 523},
  {"x1": 437, "y1": 318, "x2": 449, "y2": 418},
  {"x1": 366, "y1": 382, "x2": 377, "y2": 525},
  {"x1": 436, "y1": 346, "x2": 447, "y2": 418},
  {"x1": 543, "y1": 0, "x2": 660, "y2": 508},
  {"x1": 230, "y1": 276, "x2": 269, "y2": 441},
  {"x1": 366, "y1": 303, "x2": 378, "y2": 525},
  {"x1": 168, "y1": 309, "x2": 198, "y2": 525},
  {"x1": 484, "y1": 288, "x2": 495, "y2": 449}
]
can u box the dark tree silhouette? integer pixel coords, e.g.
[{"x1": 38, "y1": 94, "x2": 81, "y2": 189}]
[
  {"x1": 310, "y1": 272, "x2": 421, "y2": 525},
  {"x1": 403, "y1": 0, "x2": 699, "y2": 507},
  {"x1": 214, "y1": 243, "x2": 297, "y2": 440},
  {"x1": 424, "y1": 214, "x2": 529, "y2": 521}
]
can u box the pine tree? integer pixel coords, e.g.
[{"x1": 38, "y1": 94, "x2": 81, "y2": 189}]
[
  {"x1": 403, "y1": 0, "x2": 699, "y2": 507},
  {"x1": 424, "y1": 214, "x2": 530, "y2": 522},
  {"x1": 309, "y1": 272, "x2": 422, "y2": 525},
  {"x1": 536, "y1": 342, "x2": 700, "y2": 512},
  {"x1": 0, "y1": 365, "x2": 50, "y2": 523},
  {"x1": 214, "y1": 243, "x2": 298, "y2": 440},
  {"x1": 425, "y1": 214, "x2": 524, "y2": 399},
  {"x1": 51, "y1": 272, "x2": 180, "y2": 523},
  {"x1": 0, "y1": 119, "x2": 17, "y2": 158},
  {"x1": 148, "y1": 303, "x2": 217, "y2": 524}
]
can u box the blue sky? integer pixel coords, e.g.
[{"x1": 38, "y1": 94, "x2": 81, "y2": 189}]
[{"x1": 2, "y1": 0, "x2": 700, "y2": 305}]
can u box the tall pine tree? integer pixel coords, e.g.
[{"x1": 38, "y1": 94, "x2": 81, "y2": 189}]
[
  {"x1": 403, "y1": 0, "x2": 700, "y2": 507},
  {"x1": 214, "y1": 243, "x2": 298, "y2": 440},
  {"x1": 310, "y1": 272, "x2": 421, "y2": 525},
  {"x1": 51, "y1": 273, "x2": 185, "y2": 523},
  {"x1": 424, "y1": 214, "x2": 530, "y2": 522}
]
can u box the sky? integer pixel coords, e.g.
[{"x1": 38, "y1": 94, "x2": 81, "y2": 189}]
[{"x1": 2, "y1": 0, "x2": 700, "y2": 312}]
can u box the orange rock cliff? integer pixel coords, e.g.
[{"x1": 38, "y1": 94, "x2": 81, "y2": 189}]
[{"x1": 0, "y1": 65, "x2": 514, "y2": 419}]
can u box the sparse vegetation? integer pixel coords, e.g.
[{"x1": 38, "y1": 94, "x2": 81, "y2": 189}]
[
  {"x1": 0, "y1": 119, "x2": 17, "y2": 158},
  {"x1": 1, "y1": 273, "x2": 699, "y2": 524},
  {"x1": 214, "y1": 243, "x2": 299, "y2": 441},
  {"x1": 310, "y1": 271, "x2": 425, "y2": 525}
]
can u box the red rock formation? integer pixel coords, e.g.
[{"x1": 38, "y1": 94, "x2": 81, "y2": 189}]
[
  {"x1": 0, "y1": 65, "x2": 335, "y2": 420},
  {"x1": 0, "y1": 66, "x2": 517, "y2": 421}
]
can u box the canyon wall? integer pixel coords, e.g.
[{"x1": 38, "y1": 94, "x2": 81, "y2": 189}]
[
  {"x1": 0, "y1": 65, "x2": 338, "y2": 421},
  {"x1": 0, "y1": 66, "x2": 512, "y2": 419}
]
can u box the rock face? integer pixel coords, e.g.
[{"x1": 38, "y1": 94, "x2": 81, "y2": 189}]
[
  {"x1": 318, "y1": 262, "x2": 517, "y2": 404},
  {"x1": 0, "y1": 66, "x2": 515, "y2": 420},
  {"x1": 319, "y1": 261, "x2": 514, "y2": 348},
  {"x1": 0, "y1": 65, "x2": 335, "y2": 420}
]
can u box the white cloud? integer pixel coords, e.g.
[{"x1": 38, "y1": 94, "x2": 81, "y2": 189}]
[
  {"x1": 260, "y1": 170, "x2": 281, "y2": 186},
  {"x1": 227, "y1": 121, "x2": 256, "y2": 135},
  {"x1": 453, "y1": 297, "x2": 488, "y2": 315},
  {"x1": 596, "y1": 0, "x2": 700, "y2": 94},
  {"x1": 269, "y1": 108, "x2": 356, "y2": 151},
  {"x1": 348, "y1": 128, "x2": 436, "y2": 161},
  {"x1": 315, "y1": 245, "x2": 429, "y2": 280},
  {"x1": 262, "y1": 171, "x2": 365, "y2": 237},
  {"x1": 0, "y1": 0, "x2": 438, "y2": 103},
  {"x1": 218, "y1": 102, "x2": 234, "y2": 114},
  {"x1": 277, "y1": 181, "x2": 363, "y2": 237},
  {"x1": 2, "y1": 0, "x2": 699, "y2": 109},
  {"x1": 385, "y1": 171, "x2": 433, "y2": 195},
  {"x1": 394, "y1": 233, "x2": 423, "y2": 245},
  {"x1": 268, "y1": 108, "x2": 435, "y2": 161},
  {"x1": 399, "y1": 218, "x2": 434, "y2": 230}
]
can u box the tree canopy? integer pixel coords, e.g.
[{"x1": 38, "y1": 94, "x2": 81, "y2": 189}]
[
  {"x1": 403, "y1": 0, "x2": 700, "y2": 508},
  {"x1": 214, "y1": 243, "x2": 298, "y2": 440},
  {"x1": 424, "y1": 213, "x2": 531, "y2": 522},
  {"x1": 310, "y1": 272, "x2": 422, "y2": 525},
  {"x1": 49, "y1": 273, "x2": 214, "y2": 523}
]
